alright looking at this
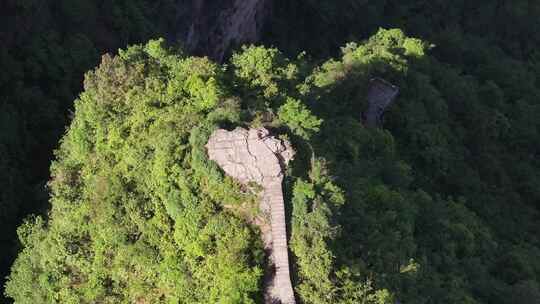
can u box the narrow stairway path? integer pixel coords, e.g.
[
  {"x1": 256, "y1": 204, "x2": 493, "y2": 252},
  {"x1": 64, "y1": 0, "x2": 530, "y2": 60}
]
[{"x1": 206, "y1": 127, "x2": 295, "y2": 304}]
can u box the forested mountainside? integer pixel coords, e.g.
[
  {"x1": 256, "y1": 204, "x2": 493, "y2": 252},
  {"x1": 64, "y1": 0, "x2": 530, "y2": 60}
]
[
  {"x1": 2, "y1": 1, "x2": 540, "y2": 303},
  {"x1": 1, "y1": 0, "x2": 266, "y2": 299},
  {"x1": 0, "y1": 2, "x2": 178, "y2": 299}
]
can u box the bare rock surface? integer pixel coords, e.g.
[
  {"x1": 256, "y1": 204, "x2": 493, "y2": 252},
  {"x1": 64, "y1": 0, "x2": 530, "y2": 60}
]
[
  {"x1": 176, "y1": 0, "x2": 271, "y2": 62},
  {"x1": 364, "y1": 78, "x2": 399, "y2": 127},
  {"x1": 206, "y1": 127, "x2": 295, "y2": 304}
]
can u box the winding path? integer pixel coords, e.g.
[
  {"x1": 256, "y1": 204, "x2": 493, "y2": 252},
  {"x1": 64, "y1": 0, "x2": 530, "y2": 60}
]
[{"x1": 206, "y1": 128, "x2": 295, "y2": 304}]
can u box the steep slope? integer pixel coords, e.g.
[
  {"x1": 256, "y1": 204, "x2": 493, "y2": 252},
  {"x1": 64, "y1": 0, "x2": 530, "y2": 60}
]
[
  {"x1": 177, "y1": 0, "x2": 271, "y2": 61},
  {"x1": 4, "y1": 41, "x2": 267, "y2": 304}
]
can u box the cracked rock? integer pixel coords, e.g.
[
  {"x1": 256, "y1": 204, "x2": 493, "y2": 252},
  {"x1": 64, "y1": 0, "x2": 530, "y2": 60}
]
[{"x1": 206, "y1": 127, "x2": 295, "y2": 304}]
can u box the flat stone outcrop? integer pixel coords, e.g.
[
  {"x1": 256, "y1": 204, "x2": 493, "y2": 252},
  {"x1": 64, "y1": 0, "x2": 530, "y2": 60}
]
[{"x1": 206, "y1": 127, "x2": 295, "y2": 304}]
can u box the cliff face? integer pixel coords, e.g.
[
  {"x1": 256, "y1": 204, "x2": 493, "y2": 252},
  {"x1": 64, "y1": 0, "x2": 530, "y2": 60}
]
[
  {"x1": 364, "y1": 78, "x2": 399, "y2": 127},
  {"x1": 175, "y1": 0, "x2": 271, "y2": 62}
]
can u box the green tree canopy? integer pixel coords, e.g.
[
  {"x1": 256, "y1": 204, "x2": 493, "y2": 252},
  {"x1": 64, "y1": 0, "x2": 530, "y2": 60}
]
[{"x1": 6, "y1": 28, "x2": 540, "y2": 304}]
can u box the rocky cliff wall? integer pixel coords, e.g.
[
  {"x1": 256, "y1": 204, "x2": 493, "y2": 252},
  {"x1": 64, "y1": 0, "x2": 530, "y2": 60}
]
[{"x1": 175, "y1": 0, "x2": 271, "y2": 62}]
